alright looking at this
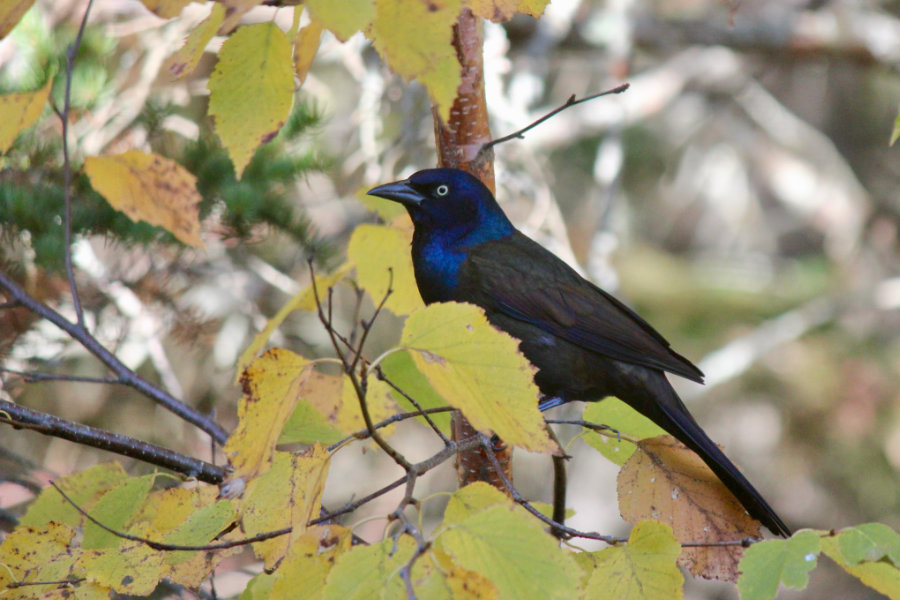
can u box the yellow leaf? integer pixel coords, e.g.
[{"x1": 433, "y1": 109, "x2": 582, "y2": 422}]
[
  {"x1": 241, "y1": 447, "x2": 331, "y2": 568},
  {"x1": 294, "y1": 17, "x2": 323, "y2": 85},
  {"x1": 0, "y1": 522, "x2": 82, "y2": 594},
  {"x1": 436, "y1": 483, "x2": 582, "y2": 600},
  {"x1": 0, "y1": 77, "x2": 51, "y2": 154},
  {"x1": 369, "y1": 0, "x2": 462, "y2": 122},
  {"x1": 208, "y1": 22, "x2": 294, "y2": 178},
  {"x1": 617, "y1": 435, "x2": 761, "y2": 582},
  {"x1": 465, "y1": 0, "x2": 548, "y2": 21},
  {"x1": 401, "y1": 302, "x2": 556, "y2": 453},
  {"x1": 335, "y1": 373, "x2": 398, "y2": 435},
  {"x1": 0, "y1": 0, "x2": 34, "y2": 40},
  {"x1": 323, "y1": 535, "x2": 417, "y2": 600},
  {"x1": 348, "y1": 223, "x2": 423, "y2": 316},
  {"x1": 234, "y1": 262, "x2": 351, "y2": 383},
  {"x1": 305, "y1": 0, "x2": 374, "y2": 42},
  {"x1": 225, "y1": 348, "x2": 312, "y2": 481},
  {"x1": 165, "y1": 3, "x2": 225, "y2": 79},
  {"x1": 270, "y1": 525, "x2": 353, "y2": 600},
  {"x1": 219, "y1": 0, "x2": 264, "y2": 34},
  {"x1": 138, "y1": 0, "x2": 192, "y2": 18},
  {"x1": 77, "y1": 536, "x2": 165, "y2": 595},
  {"x1": 83, "y1": 150, "x2": 204, "y2": 247},
  {"x1": 584, "y1": 520, "x2": 683, "y2": 600},
  {"x1": 822, "y1": 534, "x2": 900, "y2": 599}
]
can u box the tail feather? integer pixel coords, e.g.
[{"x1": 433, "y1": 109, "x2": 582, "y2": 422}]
[{"x1": 637, "y1": 377, "x2": 791, "y2": 537}]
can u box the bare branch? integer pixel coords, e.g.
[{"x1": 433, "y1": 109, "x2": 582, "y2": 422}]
[
  {"x1": 478, "y1": 84, "x2": 630, "y2": 157},
  {"x1": 0, "y1": 400, "x2": 226, "y2": 484},
  {"x1": 0, "y1": 271, "x2": 228, "y2": 445}
]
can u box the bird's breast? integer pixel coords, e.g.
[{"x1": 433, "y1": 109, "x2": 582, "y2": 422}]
[{"x1": 411, "y1": 237, "x2": 466, "y2": 303}]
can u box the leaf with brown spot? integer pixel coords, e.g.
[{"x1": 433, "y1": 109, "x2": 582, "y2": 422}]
[
  {"x1": 84, "y1": 150, "x2": 204, "y2": 247},
  {"x1": 225, "y1": 349, "x2": 312, "y2": 482},
  {"x1": 165, "y1": 2, "x2": 224, "y2": 79},
  {"x1": 465, "y1": 0, "x2": 549, "y2": 22},
  {"x1": 240, "y1": 446, "x2": 331, "y2": 569},
  {"x1": 617, "y1": 435, "x2": 761, "y2": 582}
]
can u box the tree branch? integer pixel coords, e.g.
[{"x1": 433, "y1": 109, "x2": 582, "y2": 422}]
[{"x1": 0, "y1": 401, "x2": 226, "y2": 484}]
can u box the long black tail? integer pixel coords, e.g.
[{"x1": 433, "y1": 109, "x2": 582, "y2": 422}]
[{"x1": 635, "y1": 374, "x2": 791, "y2": 537}]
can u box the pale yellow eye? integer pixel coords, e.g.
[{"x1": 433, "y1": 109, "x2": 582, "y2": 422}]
[{"x1": 435, "y1": 184, "x2": 449, "y2": 196}]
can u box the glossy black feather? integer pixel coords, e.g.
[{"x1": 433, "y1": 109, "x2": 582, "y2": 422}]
[{"x1": 368, "y1": 168, "x2": 790, "y2": 537}]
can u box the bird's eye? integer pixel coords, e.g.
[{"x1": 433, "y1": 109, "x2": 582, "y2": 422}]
[{"x1": 435, "y1": 184, "x2": 449, "y2": 197}]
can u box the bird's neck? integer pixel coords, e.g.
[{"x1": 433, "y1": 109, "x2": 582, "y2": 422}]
[{"x1": 411, "y1": 220, "x2": 513, "y2": 303}]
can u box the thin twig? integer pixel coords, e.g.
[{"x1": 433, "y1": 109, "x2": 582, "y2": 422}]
[
  {"x1": 478, "y1": 83, "x2": 630, "y2": 157},
  {"x1": 0, "y1": 367, "x2": 121, "y2": 385},
  {"x1": 50, "y1": 481, "x2": 289, "y2": 551},
  {"x1": 59, "y1": 0, "x2": 95, "y2": 328},
  {"x1": 0, "y1": 271, "x2": 228, "y2": 445},
  {"x1": 375, "y1": 367, "x2": 451, "y2": 445},
  {"x1": 326, "y1": 406, "x2": 455, "y2": 452},
  {"x1": 0, "y1": 400, "x2": 226, "y2": 484}
]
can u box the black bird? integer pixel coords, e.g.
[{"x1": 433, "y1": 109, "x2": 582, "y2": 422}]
[{"x1": 368, "y1": 168, "x2": 790, "y2": 537}]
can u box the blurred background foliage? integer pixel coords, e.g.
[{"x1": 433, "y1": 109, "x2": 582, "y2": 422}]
[{"x1": 1, "y1": 0, "x2": 900, "y2": 597}]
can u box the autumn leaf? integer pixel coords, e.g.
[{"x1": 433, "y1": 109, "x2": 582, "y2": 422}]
[
  {"x1": 20, "y1": 462, "x2": 129, "y2": 529},
  {"x1": 322, "y1": 535, "x2": 416, "y2": 599},
  {"x1": 348, "y1": 223, "x2": 423, "y2": 316},
  {"x1": 305, "y1": 0, "x2": 374, "y2": 42},
  {"x1": 369, "y1": 0, "x2": 462, "y2": 122},
  {"x1": 208, "y1": 22, "x2": 294, "y2": 178},
  {"x1": 165, "y1": 2, "x2": 225, "y2": 79},
  {"x1": 583, "y1": 520, "x2": 683, "y2": 600},
  {"x1": 0, "y1": 522, "x2": 83, "y2": 594},
  {"x1": 436, "y1": 483, "x2": 582, "y2": 600},
  {"x1": 465, "y1": 0, "x2": 549, "y2": 22},
  {"x1": 0, "y1": 77, "x2": 51, "y2": 154},
  {"x1": 0, "y1": 0, "x2": 34, "y2": 40},
  {"x1": 225, "y1": 349, "x2": 311, "y2": 482},
  {"x1": 821, "y1": 532, "x2": 900, "y2": 599},
  {"x1": 617, "y1": 435, "x2": 761, "y2": 582},
  {"x1": 240, "y1": 447, "x2": 330, "y2": 568},
  {"x1": 293, "y1": 17, "x2": 323, "y2": 84},
  {"x1": 270, "y1": 525, "x2": 354, "y2": 599},
  {"x1": 138, "y1": 0, "x2": 191, "y2": 18},
  {"x1": 84, "y1": 150, "x2": 204, "y2": 247},
  {"x1": 401, "y1": 302, "x2": 557, "y2": 453}
]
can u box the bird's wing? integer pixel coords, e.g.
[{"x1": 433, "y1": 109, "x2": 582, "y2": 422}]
[{"x1": 461, "y1": 232, "x2": 704, "y2": 383}]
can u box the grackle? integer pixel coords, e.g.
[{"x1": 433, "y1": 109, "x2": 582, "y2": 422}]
[{"x1": 368, "y1": 168, "x2": 790, "y2": 537}]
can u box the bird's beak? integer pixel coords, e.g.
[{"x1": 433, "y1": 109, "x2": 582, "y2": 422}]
[{"x1": 367, "y1": 180, "x2": 422, "y2": 207}]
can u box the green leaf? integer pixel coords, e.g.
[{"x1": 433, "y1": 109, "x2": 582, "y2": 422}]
[
  {"x1": 323, "y1": 535, "x2": 416, "y2": 600},
  {"x1": 583, "y1": 521, "x2": 683, "y2": 600},
  {"x1": 208, "y1": 22, "x2": 294, "y2": 178},
  {"x1": 400, "y1": 302, "x2": 556, "y2": 453},
  {"x1": 582, "y1": 398, "x2": 665, "y2": 465},
  {"x1": 348, "y1": 223, "x2": 423, "y2": 316},
  {"x1": 82, "y1": 474, "x2": 156, "y2": 549},
  {"x1": 737, "y1": 530, "x2": 821, "y2": 600},
  {"x1": 436, "y1": 483, "x2": 582, "y2": 600},
  {"x1": 822, "y1": 533, "x2": 900, "y2": 599},
  {"x1": 369, "y1": 0, "x2": 462, "y2": 122},
  {"x1": 21, "y1": 463, "x2": 129, "y2": 529},
  {"x1": 164, "y1": 500, "x2": 236, "y2": 565},
  {"x1": 380, "y1": 349, "x2": 452, "y2": 433},
  {"x1": 835, "y1": 523, "x2": 900, "y2": 566},
  {"x1": 280, "y1": 400, "x2": 345, "y2": 445}
]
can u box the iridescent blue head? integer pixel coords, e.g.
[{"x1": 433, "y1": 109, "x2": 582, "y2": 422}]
[
  {"x1": 367, "y1": 168, "x2": 514, "y2": 243},
  {"x1": 367, "y1": 168, "x2": 515, "y2": 302}
]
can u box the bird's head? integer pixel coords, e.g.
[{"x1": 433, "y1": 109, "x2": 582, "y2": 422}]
[{"x1": 367, "y1": 168, "x2": 514, "y2": 241}]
